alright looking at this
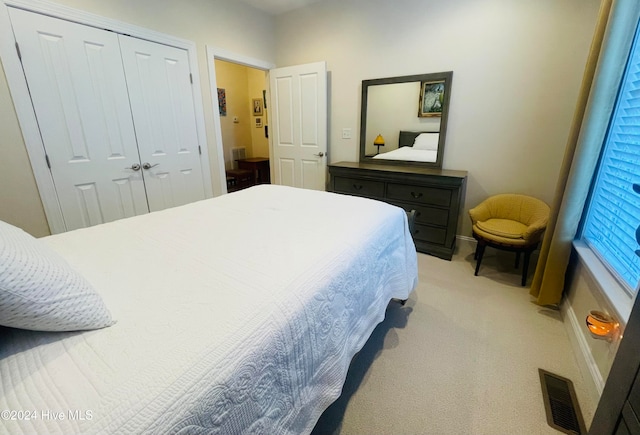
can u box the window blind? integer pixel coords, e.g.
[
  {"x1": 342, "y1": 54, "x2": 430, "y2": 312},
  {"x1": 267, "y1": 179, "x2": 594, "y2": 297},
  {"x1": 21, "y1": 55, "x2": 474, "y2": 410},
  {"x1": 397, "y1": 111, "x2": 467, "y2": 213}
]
[{"x1": 583, "y1": 19, "x2": 640, "y2": 294}]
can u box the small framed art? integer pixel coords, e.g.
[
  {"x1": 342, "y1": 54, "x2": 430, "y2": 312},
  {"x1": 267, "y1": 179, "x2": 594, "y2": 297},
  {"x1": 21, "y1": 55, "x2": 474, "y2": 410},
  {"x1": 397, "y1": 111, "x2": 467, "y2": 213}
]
[
  {"x1": 217, "y1": 88, "x2": 226, "y2": 116},
  {"x1": 252, "y1": 98, "x2": 263, "y2": 116},
  {"x1": 418, "y1": 80, "x2": 445, "y2": 117}
]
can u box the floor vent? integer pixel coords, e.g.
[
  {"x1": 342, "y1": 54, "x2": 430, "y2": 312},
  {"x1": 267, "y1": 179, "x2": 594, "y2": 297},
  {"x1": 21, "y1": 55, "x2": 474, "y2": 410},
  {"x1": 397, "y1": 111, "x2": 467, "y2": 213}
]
[{"x1": 539, "y1": 369, "x2": 586, "y2": 435}]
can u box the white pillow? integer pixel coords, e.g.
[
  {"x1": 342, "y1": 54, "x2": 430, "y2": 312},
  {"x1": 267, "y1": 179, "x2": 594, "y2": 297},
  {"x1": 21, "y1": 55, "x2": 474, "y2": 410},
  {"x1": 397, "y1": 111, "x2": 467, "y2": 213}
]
[
  {"x1": 412, "y1": 133, "x2": 439, "y2": 151},
  {"x1": 0, "y1": 220, "x2": 115, "y2": 332}
]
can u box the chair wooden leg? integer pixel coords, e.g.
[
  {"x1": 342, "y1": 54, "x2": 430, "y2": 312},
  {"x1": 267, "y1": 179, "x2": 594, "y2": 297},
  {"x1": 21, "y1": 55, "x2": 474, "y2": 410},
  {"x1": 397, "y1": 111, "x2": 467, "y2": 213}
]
[
  {"x1": 521, "y1": 250, "x2": 532, "y2": 286},
  {"x1": 474, "y1": 242, "x2": 486, "y2": 276}
]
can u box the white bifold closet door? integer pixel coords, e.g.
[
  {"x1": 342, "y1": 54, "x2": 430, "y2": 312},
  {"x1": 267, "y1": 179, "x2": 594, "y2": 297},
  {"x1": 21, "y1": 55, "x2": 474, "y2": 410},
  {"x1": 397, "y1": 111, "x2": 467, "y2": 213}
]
[
  {"x1": 119, "y1": 35, "x2": 205, "y2": 213},
  {"x1": 9, "y1": 8, "x2": 206, "y2": 231}
]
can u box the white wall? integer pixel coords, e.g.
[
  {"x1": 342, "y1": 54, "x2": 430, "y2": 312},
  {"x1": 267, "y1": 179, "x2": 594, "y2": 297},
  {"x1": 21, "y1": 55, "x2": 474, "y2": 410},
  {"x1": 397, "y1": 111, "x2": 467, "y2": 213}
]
[
  {"x1": 0, "y1": 0, "x2": 276, "y2": 236},
  {"x1": 0, "y1": 62, "x2": 48, "y2": 236},
  {"x1": 275, "y1": 0, "x2": 601, "y2": 237}
]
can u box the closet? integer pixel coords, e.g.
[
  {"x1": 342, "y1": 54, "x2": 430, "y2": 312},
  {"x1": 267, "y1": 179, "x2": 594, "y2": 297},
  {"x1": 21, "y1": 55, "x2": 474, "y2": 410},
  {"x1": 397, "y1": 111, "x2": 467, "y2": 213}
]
[{"x1": 9, "y1": 7, "x2": 208, "y2": 231}]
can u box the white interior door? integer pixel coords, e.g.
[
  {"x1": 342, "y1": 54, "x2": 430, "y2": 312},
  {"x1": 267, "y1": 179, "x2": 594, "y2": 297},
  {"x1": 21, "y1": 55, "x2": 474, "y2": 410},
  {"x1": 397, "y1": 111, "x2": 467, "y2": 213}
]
[
  {"x1": 269, "y1": 61, "x2": 327, "y2": 190},
  {"x1": 9, "y1": 8, "x2": 149, "y2": 230},
  {"x1": 119, "y1": 35, "x2": 206, "y2": 212}
]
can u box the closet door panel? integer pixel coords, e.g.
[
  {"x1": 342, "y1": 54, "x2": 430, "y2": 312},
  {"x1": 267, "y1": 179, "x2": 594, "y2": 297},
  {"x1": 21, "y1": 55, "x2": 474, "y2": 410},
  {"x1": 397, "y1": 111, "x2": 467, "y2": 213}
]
[
  {"x1": 9, "y1": 8, "x2": 149, "y2": 230},
  {"x1": 119, "y1": 35, "x2": 206, "y2": 212}
]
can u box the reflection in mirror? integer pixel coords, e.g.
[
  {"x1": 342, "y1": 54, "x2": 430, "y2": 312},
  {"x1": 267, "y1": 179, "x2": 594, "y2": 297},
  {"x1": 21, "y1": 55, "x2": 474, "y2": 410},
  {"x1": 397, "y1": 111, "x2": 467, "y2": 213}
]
[
  {"x1": 365, "y1": 82, "x2": 440, "y2": 158},
  {"x1": 360, "y1": 71, "x2": 452, "y2": 168}
]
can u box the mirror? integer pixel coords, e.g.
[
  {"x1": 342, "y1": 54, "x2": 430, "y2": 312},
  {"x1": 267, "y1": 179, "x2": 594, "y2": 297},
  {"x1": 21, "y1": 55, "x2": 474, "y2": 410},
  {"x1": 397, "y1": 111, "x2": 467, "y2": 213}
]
[{"x1": 359, "y1": 71, "x2": 453, "y2": 168}]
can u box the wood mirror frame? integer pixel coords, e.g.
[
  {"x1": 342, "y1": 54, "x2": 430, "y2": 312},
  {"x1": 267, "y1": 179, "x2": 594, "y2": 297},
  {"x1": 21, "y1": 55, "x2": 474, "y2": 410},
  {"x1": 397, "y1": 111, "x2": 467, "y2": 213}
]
[{"x1": 359, "y1": 71, "x2": 453, "y2": 168}]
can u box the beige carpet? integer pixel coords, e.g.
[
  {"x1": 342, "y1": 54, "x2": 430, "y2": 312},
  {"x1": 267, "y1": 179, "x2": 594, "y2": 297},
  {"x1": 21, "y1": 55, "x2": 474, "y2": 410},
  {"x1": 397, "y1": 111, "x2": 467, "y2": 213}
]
[{"x1": 312, "y1": 240, "x2": 597, "y2": 435}]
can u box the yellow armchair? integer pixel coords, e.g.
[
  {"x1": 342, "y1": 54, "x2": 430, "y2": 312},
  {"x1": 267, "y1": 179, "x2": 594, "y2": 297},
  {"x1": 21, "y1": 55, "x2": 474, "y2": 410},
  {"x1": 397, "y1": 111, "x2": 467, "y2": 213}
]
[{"x1": 469, "y1": 194, "x2": 550, "y2": 286}]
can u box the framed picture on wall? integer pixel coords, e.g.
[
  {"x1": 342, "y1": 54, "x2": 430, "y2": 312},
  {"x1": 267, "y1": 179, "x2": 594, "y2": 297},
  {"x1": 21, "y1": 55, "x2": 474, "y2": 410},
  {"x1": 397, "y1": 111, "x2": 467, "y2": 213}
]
[
  {"x1": 252, "y1": 98, "x2": 263, "y2": 116},
  {"x1": 418, "y1": 79, "x2": 445, "y2": 117},
  {"x1": 255, "y1": 117, "x2": 262, "y2": 128},
  {"x1": 217, "y1": 88, "x2": 226, "y2": 116}
]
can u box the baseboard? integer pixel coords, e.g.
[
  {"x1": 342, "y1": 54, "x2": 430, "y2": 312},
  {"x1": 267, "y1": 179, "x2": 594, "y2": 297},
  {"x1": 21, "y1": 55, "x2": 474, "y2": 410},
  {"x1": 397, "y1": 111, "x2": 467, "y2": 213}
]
[
  {"x1": 561, "y1": 300, "x2": 604, "y2": 405},
  {"x1": 456, "y1": 235, "x2": 476, "y2": 244}
]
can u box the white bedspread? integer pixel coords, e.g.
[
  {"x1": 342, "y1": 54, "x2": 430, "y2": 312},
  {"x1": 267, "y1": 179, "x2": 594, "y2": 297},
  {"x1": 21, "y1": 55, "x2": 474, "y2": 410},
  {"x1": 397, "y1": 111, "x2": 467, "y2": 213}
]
[
  {"x1": 0, "y1": 185, "x2": 417, "y2": 435},
  {"x1": 373, "y1": 146, "x2": 437, "y2": 162}
]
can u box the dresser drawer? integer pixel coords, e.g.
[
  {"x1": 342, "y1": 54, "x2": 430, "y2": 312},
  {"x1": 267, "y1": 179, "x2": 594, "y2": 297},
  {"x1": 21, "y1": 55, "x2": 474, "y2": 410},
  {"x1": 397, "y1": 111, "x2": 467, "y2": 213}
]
[
  {"x1": 387, "y1": 183, "x2": 451, "y2": 207},
  {"x1": 413, "y1": 224, "x2": 447, "y2": 245},
  {"x1": 388, "y1": 201, "x2": 449, "y2": 227},
  {"x1": 334, "y1": 176, "x2": 384, "y2": 198},
  {"x1": 328, "y1": 162, "x2": 467, "y2": 261}
]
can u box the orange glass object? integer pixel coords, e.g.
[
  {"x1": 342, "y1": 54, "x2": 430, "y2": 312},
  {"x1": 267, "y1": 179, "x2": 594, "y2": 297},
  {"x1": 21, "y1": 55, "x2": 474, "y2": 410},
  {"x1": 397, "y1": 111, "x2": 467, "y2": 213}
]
[{"x1": 585, "y1": 310, "x2": 618, "y2": 340}]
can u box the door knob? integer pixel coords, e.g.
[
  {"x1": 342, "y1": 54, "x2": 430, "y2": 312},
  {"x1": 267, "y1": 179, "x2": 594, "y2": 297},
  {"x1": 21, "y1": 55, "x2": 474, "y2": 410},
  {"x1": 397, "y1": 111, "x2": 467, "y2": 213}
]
[
  {"x1": 142, "y1": 162, "x2": 159, "y2": 170},
  {"x1": 125, "y1": 163, "x2": 141, "y2": 171},
  {"x1": 314, "y1": 152, "x2": 325, "y2": 157}
]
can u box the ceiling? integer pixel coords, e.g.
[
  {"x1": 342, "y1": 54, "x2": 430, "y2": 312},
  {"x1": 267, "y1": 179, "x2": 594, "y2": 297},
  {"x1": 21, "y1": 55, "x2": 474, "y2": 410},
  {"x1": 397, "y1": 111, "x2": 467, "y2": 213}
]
[{"x1": 237, "y1": 0, "x2": 325, "y2": 15}]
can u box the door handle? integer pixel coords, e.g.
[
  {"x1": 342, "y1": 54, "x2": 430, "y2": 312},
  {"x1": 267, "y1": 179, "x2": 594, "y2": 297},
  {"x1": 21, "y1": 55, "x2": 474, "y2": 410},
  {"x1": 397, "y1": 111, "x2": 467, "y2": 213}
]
[
  {"x1": 125, "y1": 163, "x2": 141, "y2": 171},
  {"x1": 314, "y1": 152, "x2": 325, "y2": 157},
  {"x1": 142, "y1": 162, "x2": 159, "y2": 170}
]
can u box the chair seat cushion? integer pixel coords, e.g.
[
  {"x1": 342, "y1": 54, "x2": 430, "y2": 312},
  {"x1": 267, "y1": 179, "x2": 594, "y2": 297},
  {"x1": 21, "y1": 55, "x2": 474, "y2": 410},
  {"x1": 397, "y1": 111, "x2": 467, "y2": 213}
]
[{"x1": 476, "y1": 218, "x2": 527, "y2": 239}]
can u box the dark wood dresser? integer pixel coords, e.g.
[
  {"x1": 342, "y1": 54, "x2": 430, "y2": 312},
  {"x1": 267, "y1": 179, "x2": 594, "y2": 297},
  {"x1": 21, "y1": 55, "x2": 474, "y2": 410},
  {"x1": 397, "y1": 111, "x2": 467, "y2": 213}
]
[{"x1": 328, "y1": 161, "x2": 467, "y2": 260}]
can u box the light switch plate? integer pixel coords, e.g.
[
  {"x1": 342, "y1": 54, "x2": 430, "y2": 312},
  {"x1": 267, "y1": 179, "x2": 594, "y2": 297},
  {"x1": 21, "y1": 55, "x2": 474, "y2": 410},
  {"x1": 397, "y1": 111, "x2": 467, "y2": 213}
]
[{"x1": 342, "y1": 128, "x2": 352, "y2": 139}]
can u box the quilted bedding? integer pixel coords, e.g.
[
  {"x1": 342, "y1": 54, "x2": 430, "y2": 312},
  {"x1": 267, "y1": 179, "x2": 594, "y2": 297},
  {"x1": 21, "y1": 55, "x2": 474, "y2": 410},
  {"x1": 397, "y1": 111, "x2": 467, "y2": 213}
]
[
  {"x1": 0, "y1": 185, "x2": 417, "y2": 434},
  {"x1": 373, "y1": 146, "x2": 437, "y2": 162}
]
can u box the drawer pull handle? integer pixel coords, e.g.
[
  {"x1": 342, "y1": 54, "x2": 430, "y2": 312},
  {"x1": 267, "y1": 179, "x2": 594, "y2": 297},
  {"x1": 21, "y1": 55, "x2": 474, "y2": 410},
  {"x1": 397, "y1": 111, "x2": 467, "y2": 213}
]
[
  {"x1": 411, "y1": 192, "x2": 423, "y2": 199},
  {"x1": 353, "y1": 184, "x2": 363, "y2": 191}
]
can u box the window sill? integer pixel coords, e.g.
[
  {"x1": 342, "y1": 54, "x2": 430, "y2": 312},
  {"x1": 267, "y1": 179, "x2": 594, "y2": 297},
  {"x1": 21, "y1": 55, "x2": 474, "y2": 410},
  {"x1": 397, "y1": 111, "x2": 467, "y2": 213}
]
[{"x1": 573, "y1": 240, "x2": 633, "y2": 323}]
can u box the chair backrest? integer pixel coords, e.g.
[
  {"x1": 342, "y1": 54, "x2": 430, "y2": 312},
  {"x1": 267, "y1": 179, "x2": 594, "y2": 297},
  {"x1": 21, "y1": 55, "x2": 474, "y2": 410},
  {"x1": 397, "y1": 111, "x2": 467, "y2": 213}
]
[{"x1": 483, "y1": 194, "x2": 550, "y2": 226}]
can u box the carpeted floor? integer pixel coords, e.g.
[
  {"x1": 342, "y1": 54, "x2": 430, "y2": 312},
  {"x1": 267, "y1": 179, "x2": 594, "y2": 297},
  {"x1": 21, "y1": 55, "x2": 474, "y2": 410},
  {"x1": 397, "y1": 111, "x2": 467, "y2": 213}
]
[{"x1": 312, "y1": 240, "x2": 597, "y2": 435}]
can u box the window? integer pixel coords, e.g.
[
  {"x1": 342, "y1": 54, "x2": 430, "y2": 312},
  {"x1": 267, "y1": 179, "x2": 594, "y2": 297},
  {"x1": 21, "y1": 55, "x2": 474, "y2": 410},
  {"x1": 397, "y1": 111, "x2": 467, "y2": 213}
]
[{"x1": 581, "y1": 17, "x2": 640, "y2": 296}]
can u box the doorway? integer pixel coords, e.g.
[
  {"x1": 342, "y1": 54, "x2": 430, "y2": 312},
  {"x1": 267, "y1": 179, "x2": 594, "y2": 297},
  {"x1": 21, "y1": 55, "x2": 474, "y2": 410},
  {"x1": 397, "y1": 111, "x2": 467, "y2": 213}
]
[
  {"x1": 214, "y1": 59, "x2": 270, "y2": 192},
  {"x1": 207, "y1": 48, "x2": 328, "y2": 193},
  {"x1": 206, "y1": 47, "x2": 274, "y2": 194}
]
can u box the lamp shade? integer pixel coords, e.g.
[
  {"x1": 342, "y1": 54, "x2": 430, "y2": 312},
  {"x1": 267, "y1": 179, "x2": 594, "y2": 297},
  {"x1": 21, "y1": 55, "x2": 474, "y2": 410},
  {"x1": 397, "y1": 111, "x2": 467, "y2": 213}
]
[{"x1": 374, "y1": 134, "x2": 385, "y2": 146}]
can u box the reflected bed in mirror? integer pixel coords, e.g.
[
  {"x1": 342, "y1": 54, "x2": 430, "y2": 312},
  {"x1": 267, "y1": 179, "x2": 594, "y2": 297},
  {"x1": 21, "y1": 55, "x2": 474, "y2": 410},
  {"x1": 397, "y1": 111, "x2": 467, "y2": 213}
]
[
  {"x1": 360, "y1": 71, "x2": 452, "y2": 168},
  {"x1": 372, "y1": 131, "x2": 439, "y2": 162}
]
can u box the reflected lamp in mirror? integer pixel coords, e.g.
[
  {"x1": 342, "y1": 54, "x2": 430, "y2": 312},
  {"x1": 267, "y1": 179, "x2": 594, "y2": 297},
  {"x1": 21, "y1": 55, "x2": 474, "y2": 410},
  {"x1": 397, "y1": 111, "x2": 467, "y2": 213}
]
[{"x1": 374, "y1": 134, "x2": 385, "y2": 154}]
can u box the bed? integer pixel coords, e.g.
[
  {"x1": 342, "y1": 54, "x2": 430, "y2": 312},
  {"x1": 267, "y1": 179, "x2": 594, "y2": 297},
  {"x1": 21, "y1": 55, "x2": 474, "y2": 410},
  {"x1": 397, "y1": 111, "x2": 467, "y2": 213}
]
[
  {"x1": 373, "y1": 131, "x2": 439, "y2": 162},
  {"x1": 0, "y1": 185, "x2": 417, "y2": 435}
]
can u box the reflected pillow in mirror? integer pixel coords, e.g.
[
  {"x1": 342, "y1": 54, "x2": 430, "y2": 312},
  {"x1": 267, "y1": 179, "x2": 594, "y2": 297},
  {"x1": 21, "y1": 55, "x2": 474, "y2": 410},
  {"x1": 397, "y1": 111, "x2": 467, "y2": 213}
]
[{"x1": 412, "y1": 133, "x2": 439, "y2": 151}]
